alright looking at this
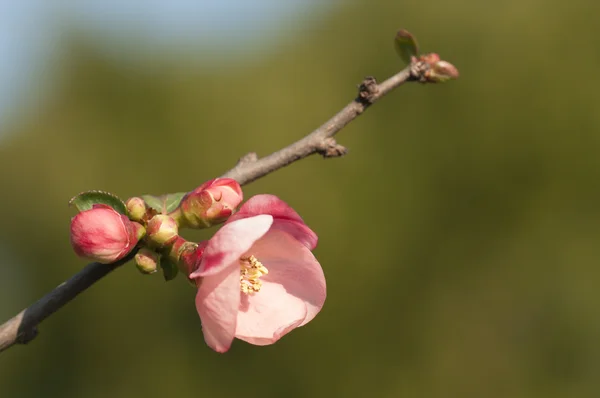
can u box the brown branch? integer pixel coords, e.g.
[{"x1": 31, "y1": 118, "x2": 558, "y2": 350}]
[
  {"x1": 222, "y1": 68, "x2": 413, "y2": 185},
  {"x1": 0, "y1": 251, "x2": 137, "y2": 353},
  {"x1": 0, "y1": 63, "x2": 423, "y2": 354}
]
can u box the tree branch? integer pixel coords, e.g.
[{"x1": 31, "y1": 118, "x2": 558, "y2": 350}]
[
  {"x1": 222, "y1": 69, "x2": 412, "y2": 185},
  {"x1": 0, "y1": 252, "x2": 137, "y2": 353},
  {"x1": 0, "y1": 64, "x2": 420, "y2": 353}
]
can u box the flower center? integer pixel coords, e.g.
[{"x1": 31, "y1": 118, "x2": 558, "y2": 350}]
[{"x1": 239, "y1": 255, "x2": 268, "y2": 294}]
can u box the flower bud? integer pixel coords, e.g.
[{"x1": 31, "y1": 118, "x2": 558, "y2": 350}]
[
  {"x1": 146, "y1": 215, "x2": 179, "y2": 247},
  {"x1": 168, "y1": 237, "x2": 206, "y2": 278},
  {"x1": 166, "y1": 237, "x2": 206, "y2": 286},
  {"x1": 178, "y1": 178, "x2": 243, "y2": 228},
  {"x1": 135, "y1": 248, "x2": 159, "y2": 274},
  {"x1": 126, "y1": 197, "x2": 147, "y2": 222},
  {"x1": 70, "y1": 204, "x2": 145, "y2": 264}
]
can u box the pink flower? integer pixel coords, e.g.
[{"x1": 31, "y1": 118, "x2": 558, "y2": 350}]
[
  {"x1": 189, "y1": 194, "x2": 325, "y2": 352},
  {"x1": 70, "y1": 204, "x2": 144, "y2": 264},
  {"x1": 178, "y1": 178, "x2": 244, "y2": 228}
]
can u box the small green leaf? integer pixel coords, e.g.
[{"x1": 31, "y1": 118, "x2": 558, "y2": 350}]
[
  {"x1": 164, "y1": 192, "x2": 187, "y2": 213},
  {"x1": 141, "y1": 192, "x2": 187, "y2": 214},
  {"x1": 394, "y1": 29, "x2": 419, "y2": 65},
  {"x1": 160, "y1": 256, "x2": 179, "y2": 281},
  {"x1": 69, "y1": 190, "x2": 128, "y2": 215},
  {"x1": 140, "y1": 195, "x2": 163, "y2": 213}
]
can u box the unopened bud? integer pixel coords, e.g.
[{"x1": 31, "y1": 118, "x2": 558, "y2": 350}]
[
  {"x1": 420, "y1": 53, "x2": 441, "y2": 64},
  {"x1": 419, "y1": 53, "x2": 459, "y2": 83},
  {"x1": 146, "y1": 215, "x2": 179, "y2": 247},
  {"x1": 178, "y1": 178, "x2": 243, "y2": 228},
  {"x1": 126, "y1": 197, "x2": 147, "y2": 222},
  {"x1": 171, "y1": 238, "x2": 206, "y2": 278},
  {"x1": 70, "y1": 204, "x2": 145, "y2": 264},
  {"x1": 427, "y1": 60, "x2": 459, "y2": 82},
  {"x1": 172, "y1": 238, "x2": 206, "y2": 286},
  {"x1": 135, "y1": 248, "x2": 159, "y2": 274}
]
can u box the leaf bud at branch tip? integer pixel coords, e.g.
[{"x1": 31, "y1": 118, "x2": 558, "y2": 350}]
[
  {"x1": 428, "y1": 60, "x2": 460, "y2": 82},
  {"x1": 415, "y1": 53, "x2": 459, "y2": 83}
]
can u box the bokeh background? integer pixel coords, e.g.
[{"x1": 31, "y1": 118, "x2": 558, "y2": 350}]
[{"x1": 2, "y1": 0, "x2": 600, "y2": 397}]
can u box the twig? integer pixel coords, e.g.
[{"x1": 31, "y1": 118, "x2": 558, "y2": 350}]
[
  {"x1": 222, "y1": 68, "x2": 413, "y2": 184},
  {"x1": 0, "y1": 64, "x2": 420, "y2": 353}
]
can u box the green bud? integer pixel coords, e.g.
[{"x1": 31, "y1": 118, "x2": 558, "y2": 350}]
[
  {"x1": 126, "y1": 197, "x2": 147, "y2": 222},
  {"x1": 146, "y1": 215, "x2": 179, "y2": 247},
  {"x1": 135, "y1": 248, "x2": 159, "y2": 274}
]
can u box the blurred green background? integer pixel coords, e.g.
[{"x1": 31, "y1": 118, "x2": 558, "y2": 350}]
[{"x1": 2, "y1": 0, "x2": 600, "y2": 397}]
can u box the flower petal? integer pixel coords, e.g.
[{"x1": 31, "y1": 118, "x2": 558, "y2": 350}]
[
  {"x1": 235, "y1": 282, "x2": 307, "y2": 345},
  {"x1": 251, "y1": 229, "x2": 326, "y2": 327},
  {"x1": 271, "y1": 219, "x2": 318, "y2": 251},
  {"x1": 189, "y1": 214, "x2": 273, "y2": 278},
  {"x1": 195, "y1": 267, "x2": 241, "y2": 353},
  {"x1": 229, "y1": 194, "x2": 318, "y2": 250}
]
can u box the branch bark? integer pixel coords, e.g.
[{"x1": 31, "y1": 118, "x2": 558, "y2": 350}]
[
  {"x1": 0, "y1": 252, "x2": 136, "y2": 353},
  {"x1": 0, "y1": 64, "x2": 418, "y2": 353},
  {"x1": 222, "y1": 69, "x2": 412, "y2": 185}
]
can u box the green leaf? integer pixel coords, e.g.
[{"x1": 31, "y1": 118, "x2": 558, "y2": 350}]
[
  {"x1": 141, "y1": 192, "x2": 187, "y2": 214},
  {"x1": 160, "y1": 256, "x2": 179, "y2": 281},
  {"x1": 164, "y1": 192, "x2": 187, "y2": 213},
  {"x1": 69, "y1": 190, "x2": 128, "y2": 215},
  {"x1": 140, "y1": 195, "x2": 163, "y2": 213},
  {"x1": 394, "y1": 29, "x2": 419, "y2": 65}
]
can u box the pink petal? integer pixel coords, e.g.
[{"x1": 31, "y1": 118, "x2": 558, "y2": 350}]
[
  {"x1": 236, "y1": 282, "x2": 307, "y2": 345},
  {"x1": 189, "y1": 214, "x2": 273, "y2": 278},
  {"x1": 271, "y1": 219, "x2": 318, "y2": 251},
  {"x1": 251, "y1": 229, "x2": 326, "y2": 327},
  {"x1": 195, "y1": 266, "x2": 241, "y2": 353},
  {"x1": 229, "y1": 194, "x2": 318, "y2": 250}
]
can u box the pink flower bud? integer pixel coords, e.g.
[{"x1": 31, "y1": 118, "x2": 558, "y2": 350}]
[
  {"x1": 179, "y1": 240, "x2": 207, "y2": 278},
  {"x1": 166, "y1": 237, "x2": 206, "y2": 284},
  {"x1": 179, "y1": 178, "x2": 243, "y2": 228},
  {"x1": 70, "y1": 204, "x2": 144, "y2": 264},
  {"x1": 126, "y1": 197, "x2": 147, "y2": 222},
  {"x1": 146, "y1": 215, "x2": 179, "y2": 247}
]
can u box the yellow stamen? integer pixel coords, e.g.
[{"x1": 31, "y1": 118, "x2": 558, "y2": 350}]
[{"x1": 239, "y1": 255, "x2": 268, "y2": 294}]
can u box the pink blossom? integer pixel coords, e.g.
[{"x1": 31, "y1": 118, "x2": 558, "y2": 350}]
[
  {"x1": 70, "y1": 204, "x2": 144, "y2": 264},
  {"x1": 189, "y1": 194, "x2": 326, "y2": 352}
]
